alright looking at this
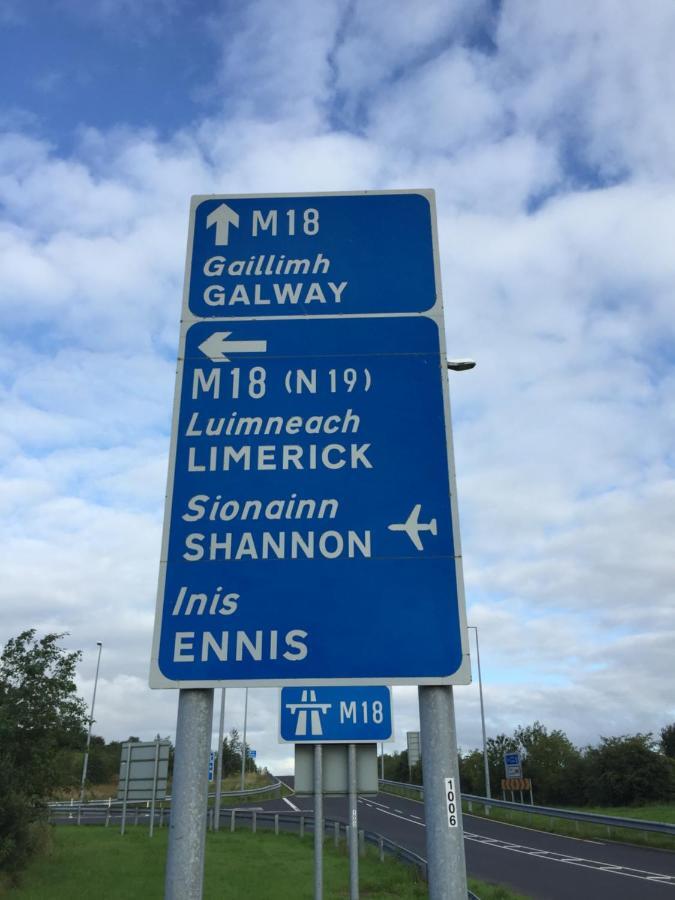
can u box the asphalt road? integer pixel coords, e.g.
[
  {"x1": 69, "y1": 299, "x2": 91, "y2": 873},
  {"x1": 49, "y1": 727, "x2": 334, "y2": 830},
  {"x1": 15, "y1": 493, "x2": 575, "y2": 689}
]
[{"x1": 268, "y1": 777, "x2": 675, "y2": 899}]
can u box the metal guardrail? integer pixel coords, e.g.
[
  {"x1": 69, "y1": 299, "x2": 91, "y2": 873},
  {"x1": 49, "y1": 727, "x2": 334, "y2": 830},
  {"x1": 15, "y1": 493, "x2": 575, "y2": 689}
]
[
  {"x1": 216, "y1": 809, "x2": 480, "y2": 900},
  {"x1": 48, "y1": 803, "x2": 479, "y2": 898},
  {"x1": 48, "y1": 779, "x2": 283, "y2": 813},
  {"x1": 378, "y1": 779, "x2": 675, "y2": 838}
]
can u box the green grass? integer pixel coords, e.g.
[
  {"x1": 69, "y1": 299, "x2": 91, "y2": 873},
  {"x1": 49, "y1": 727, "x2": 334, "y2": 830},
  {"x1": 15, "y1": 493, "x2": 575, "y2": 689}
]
[
  {"x1": 0, "y1": 825, "x2": 525, "y2": 899},
  {"x1": 379, "y1": 786, "x2": 675, "y2": 854},
  {"x1": 462, "y1": 800, "x2": 675, "y2": 852},
  {"x1": 564, "y1": 803, "x2": 675, "y2": 824}
]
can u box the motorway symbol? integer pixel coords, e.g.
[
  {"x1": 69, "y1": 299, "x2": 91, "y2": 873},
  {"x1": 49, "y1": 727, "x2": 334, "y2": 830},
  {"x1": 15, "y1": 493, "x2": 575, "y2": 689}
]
[
  {"x1": 280, "y1": 686, "x2": 392, "y2": 743},
  {"x1": 284, "y1": 689, "x2": 332, "y2": 737}
]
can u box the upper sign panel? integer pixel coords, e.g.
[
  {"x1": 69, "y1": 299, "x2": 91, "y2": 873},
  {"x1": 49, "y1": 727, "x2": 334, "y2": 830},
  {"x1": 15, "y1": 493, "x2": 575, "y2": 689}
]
[{"x1": 189, "y1": 192, "x2": 436, "y2": 317}]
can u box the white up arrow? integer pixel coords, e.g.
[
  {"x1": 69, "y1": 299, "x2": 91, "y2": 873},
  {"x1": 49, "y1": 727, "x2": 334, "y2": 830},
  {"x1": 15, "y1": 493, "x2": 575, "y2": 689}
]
[
  {"x1": 198, "y1": 331, "x2": 267, "y2": 362},
  {"x1": 205, "y1": 202, "x2": 240, "y2": 246}
]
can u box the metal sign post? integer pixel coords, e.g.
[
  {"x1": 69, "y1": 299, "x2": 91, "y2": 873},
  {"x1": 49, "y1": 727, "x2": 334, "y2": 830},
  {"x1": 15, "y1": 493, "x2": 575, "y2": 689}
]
[
  {"x1": 419, "y1": 686, "x2": 467, "y2": 899},
  {"x1": 240, "y1": 687, "x2": 249, "y2": 791},
  {"x1": 348, "y1": 743, "x2": 359, "y2": 900},
  {"x1": 120, "y1": 742, "x2": 131, "y2": 836},
  {"x1": 149, "y1": 737, "x2": 160, "y2": 837},
  {"x1": 165, "y1": 689, "x2": 214, "y2": 900},
  {"x1": 214, "y1": 688, "x2": 226, "y2": 831},
  {"x1": 314, "y1": 744, "x2": 323, "y2": 900}
]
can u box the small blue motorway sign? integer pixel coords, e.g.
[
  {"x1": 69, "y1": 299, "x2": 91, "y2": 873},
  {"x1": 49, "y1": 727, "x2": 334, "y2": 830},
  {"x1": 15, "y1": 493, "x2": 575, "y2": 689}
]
[
  {"x1": 503, "y1": 752, "x2": 523, "y2": 778},
  {"x1": 150, "y1": 190, "x2": 470, "y2": 688},
  {"x1": 280, "y1": 686, "x2": 392, "y2": 743}
]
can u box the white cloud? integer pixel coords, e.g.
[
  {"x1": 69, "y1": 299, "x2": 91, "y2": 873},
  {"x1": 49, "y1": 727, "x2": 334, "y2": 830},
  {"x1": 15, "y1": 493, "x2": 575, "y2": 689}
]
[{"x1": 1, "y1": 0, "x2": 674, "y2": 769}]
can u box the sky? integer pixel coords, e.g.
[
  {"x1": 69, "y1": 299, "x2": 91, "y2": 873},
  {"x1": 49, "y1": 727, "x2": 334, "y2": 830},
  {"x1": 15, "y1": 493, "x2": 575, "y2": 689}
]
[{"x1": 1, "y1": 0, "x2": 674, "y2": 775}]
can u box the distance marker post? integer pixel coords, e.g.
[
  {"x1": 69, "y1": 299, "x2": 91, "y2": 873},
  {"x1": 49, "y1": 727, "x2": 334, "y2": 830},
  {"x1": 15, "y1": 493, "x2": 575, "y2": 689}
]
[{"x1": 419, "y1": 686, "x2": 468, "y2": 899}]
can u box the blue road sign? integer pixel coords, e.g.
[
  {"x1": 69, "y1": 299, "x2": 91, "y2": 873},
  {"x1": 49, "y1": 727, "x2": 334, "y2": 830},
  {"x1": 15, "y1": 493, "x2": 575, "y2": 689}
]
[
  {"x1": 280, "y1": 686, "x2": 392, "y2": 743},
  {"x1": 150, "y1": 190, "x2": 470, "y2": 688},
  {"x1": 189, "y1": 193, "x2": 436, "y2": 318},
  {"x1": 504, "y1": 752, "x2": 523, "y2": 778},
  {"x1": 208, "y1": 750, "x2": 215, "y2": 782}
]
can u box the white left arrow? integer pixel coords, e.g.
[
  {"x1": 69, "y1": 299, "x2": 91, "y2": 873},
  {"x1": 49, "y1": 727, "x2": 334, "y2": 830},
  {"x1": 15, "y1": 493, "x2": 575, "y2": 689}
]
[
  {"x1": 205, "y1": 202, "x2": 240, "y2": 246},
  {"x1": 198, "y1": 331, "x2": 267, "y2": 362}
]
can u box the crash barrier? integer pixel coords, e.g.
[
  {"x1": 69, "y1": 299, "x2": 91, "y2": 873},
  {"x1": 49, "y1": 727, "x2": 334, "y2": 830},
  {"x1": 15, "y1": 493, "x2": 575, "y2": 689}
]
[
  {"x1": 48, "y1": 801, "x2": 480, "y2": 898},
  {"x1": 47, "y1": 779, "x2": 284, "y2": 823},
  {"x1": 378, "y1": 779, "x2": 675, "y2": 839}
]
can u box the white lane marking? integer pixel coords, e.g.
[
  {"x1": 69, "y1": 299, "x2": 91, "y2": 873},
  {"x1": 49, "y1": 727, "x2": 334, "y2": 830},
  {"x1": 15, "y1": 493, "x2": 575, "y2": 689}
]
[
  {"x1": 394, "y1": 809, "x2": 404, "y2": 814},
  {"x1": 370, "y1": 806, "x2": 426, "y2": 828},
  {"x1": 465, "y1": 834, "x2": 675, "y2": 886},
  {"x1": 367, "y1": 799, "x2": 392, "y2": 811},
  {"x1": 463, "y1": 812, "x2": 605, "y2": 845},
  {"x1": 410, "y1": 815, "x2": 422, "y2": 820},
  {"x1": 283, "y1": 797, "x2": 300, "y2": 812}
]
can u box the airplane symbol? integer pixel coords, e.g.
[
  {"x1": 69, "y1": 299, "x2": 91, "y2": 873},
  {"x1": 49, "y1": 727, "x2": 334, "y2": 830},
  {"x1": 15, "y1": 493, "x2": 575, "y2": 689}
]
[{"x1": 388, "y1": 504, "x2": 437, "y2": 551}]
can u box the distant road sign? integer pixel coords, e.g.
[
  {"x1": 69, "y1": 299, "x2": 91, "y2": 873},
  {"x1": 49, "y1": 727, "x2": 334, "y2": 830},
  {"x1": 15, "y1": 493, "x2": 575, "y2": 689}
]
[
  {"x1": 280, "y1": 686, "x2": 392, "y2": 743},
  {"x1": 208, "y1": 750, "x2": 215, "y2": 782},
  {"x1": 150, "y1": 190, "x2": 470, "y2": 689},
  {"x1": 118, "y1": 741, "x2": 170, "y2": 801},
  {"x1": 407, "y1": 731, "x2": 422, "y2": 768},
  {"x1": 504, "y1": 752, "x2": 523, "y2": 779}
]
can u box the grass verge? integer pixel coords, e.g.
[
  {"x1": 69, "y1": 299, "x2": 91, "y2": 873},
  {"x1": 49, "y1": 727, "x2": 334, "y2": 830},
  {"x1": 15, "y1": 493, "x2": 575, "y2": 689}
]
[
  {"x1": 0, "y1": 825, "x2": 526, "y2": 899},
  {"x1": 462, "y1": 800, "x2": 675, "y2": 852},
  {"x1": 378, "y1": 785, "x2": 675, "y2": 853}
]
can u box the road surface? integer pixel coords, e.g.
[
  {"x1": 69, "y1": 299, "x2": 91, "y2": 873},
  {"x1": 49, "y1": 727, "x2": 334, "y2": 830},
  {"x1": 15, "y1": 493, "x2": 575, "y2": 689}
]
[{"x1": 268, "y1": 777, "x2": 675, "y2": 899}]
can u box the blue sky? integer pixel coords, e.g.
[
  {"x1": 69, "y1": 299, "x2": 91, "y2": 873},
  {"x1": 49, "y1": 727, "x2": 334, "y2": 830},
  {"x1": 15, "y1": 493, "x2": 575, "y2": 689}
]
[{"x1": 1, "y1": 0, "x2": 674, "y2": 770}]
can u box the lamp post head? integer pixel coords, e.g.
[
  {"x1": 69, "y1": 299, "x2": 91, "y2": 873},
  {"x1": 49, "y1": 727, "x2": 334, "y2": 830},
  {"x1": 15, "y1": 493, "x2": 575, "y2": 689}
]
[
  {"x1": 96, "y1": 641, "x2": 103, "y2": 647},
  {"x1": 447, "y1": 359, "x2": 476, "y2": 371}
]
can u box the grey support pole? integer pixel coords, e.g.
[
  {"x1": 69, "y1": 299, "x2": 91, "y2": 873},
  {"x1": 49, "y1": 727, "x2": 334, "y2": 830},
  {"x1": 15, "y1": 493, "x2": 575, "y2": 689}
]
[
  {"x1": 240, "y1": 687, "x2": 249, "y2": 791},
  {"x1": 165, "y1": 688, "x2": 214, "y2": 900},
  {"x1": 470, "y1": 627, "x2": 491, "y2": 801},
  {"x1": 78, "y1": 640, "x2": 103, "y2": 823},
  {"x1": 149, "y1": 737, "x2": 160, "y2": 837},
  {"x1": 120, "y1": 742, "x2": 131, "y2": 836},
  {"x1": 214, "y1": 688, "x2": 226, "y2": 831},
  {"x1": 314, "y1": 744, "x2": 323, "y2": 900},
  {"x1": 348, "y1": 743, "x2": 359, "y2": 900},
  {"x1": 418, "y1": 685, "x2": 468, "y2": 900}
]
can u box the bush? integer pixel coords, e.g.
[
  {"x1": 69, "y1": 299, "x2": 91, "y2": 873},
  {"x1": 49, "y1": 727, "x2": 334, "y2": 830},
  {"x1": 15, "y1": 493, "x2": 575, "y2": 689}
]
[{"x1": 0, "y1": 631, "x2": 87, "y2": 877}]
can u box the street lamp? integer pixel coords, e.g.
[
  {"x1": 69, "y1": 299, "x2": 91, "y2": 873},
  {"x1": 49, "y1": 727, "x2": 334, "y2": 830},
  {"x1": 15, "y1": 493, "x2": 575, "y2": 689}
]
[
  {"x1": 78, "y1": 641, "x2": 103, "y2": 818},
  {"x1": 447, "y1": 359, "x2": 476, "y2": 371},
  {"x1": 467, "y1": 626, "x2": 491, "y2": 799},
  {"x1": 240, "y1": 687, "x2": 249, "y2": 791}
]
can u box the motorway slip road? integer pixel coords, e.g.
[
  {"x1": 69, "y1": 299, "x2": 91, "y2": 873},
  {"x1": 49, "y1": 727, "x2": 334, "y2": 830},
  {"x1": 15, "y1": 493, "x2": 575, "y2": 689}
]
[{"x1": 270, "y1": 779, "x2": 675, "y2": 899}]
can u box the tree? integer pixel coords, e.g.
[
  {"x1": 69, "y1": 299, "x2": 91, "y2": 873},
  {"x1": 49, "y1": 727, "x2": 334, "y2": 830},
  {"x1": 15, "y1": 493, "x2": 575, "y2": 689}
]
[
  {"x1": 660, "y1": 724, "x2": 675, "y2": 759},
  {"x1": 584, "y1": 733, "x2": 674, "y2": 806},
  {"x1": 459, "y1": 749, "x2": 487, "y2": 795},
  {"x1": 513, "y1": 722, "x2": 585, "y2": 805},
  {"x1": 0, "y1": 630, "x2": 87, "y2": 877}
]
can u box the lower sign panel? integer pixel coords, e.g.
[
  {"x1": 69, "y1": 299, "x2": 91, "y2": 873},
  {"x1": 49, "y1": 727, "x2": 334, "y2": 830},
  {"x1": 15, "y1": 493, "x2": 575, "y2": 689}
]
[
  {"x1": 294, "y1": 743, "x2": 379, "y2": 795},
  {"x1": 280, "y1": 686, "x2": 392, "y2": 743},
  {"x1": 151, "y1": 315, "x2": 469, "y2": 686}
]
